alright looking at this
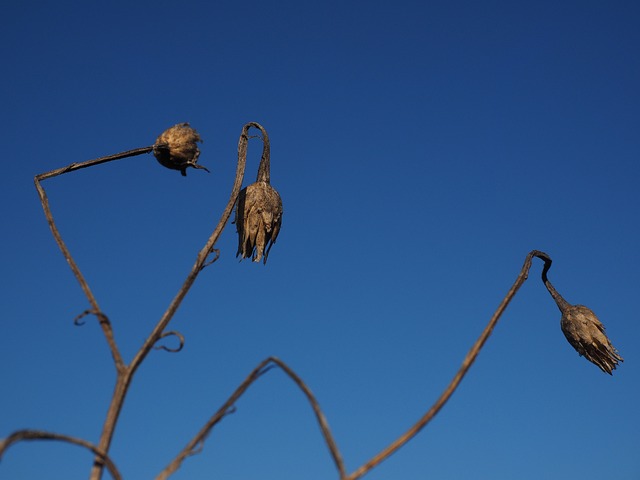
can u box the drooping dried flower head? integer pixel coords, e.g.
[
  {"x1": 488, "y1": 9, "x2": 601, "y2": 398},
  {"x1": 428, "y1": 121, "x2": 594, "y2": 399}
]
[
  {"x1": 539, "y1": 256, "x2": 623, "y2": 375},
  {"x1": 560, "y1": 304, "x2": 623, "y2": 375},
  {"x1": 235, "y1": 181, "x2": 283, "y2": 264},
  {"x1": 153, "y1": 123, "x2": 209, "y2": 176}
]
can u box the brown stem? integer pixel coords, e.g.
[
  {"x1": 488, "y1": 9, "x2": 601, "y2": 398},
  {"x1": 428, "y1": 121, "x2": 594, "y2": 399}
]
[
  {"x1": 347, "y1": 250, "x2": 552, "y2": 480},
  {"x1": 271, "y1": 357, "x2": 347, "y2": 479},
  {"x1": 156, "y1": 357, "x2": 346, "y2": 480},
  {"x1": 35, "y1": 147, "x2": 154, "y2": 181},
  {"x1": 155, "y1": 358, "x2": 272, "y2": 480},
  {"x1": 127, "y1": 122, "x2": 254, "y2": 375},
  {"x1": 91, "y1": 123, "x2": 260, "y2": 480},
  {"x1": 538, "y1": 251, "x2": 571, "y2": 313},
  {"x1": 252, "y1": 123, "x2": 271, "y2": 183},
  {"x1": 34, "y1": 148, "x2": 153, "y2": 371},
  {"x1": 0, "y1": 429, "x2": 121, "y2": 480}
]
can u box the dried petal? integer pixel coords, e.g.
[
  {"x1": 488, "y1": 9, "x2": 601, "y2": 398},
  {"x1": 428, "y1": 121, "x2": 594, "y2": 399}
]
[
  {"x1": 153, "y1": 123, "x2": 209, "y2": 176},
  {"x1": 560, "y1": 305, "x2": 623, "y2": 375},
  {"x1": 235, "y1": 181, "x2": 283, "y2": 264}
]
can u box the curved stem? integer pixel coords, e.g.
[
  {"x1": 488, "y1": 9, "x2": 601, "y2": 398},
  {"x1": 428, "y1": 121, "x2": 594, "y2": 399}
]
[
  {"x1": 251, "y1": 122, "x2": 271, "y2": 183},
  {"x1": 271, "y1": 357, "x2": 346, "y2": 479},
  {"x1": 155, "y1": 358, "x2": 272, "y2": 480},
  {"x1": 348, "y1": 250, "x2": 552, "y2": 480},
  {"x1": 156, "y1": 357, "x2": 346, "y2": 480},
  {"x1": 0, "y1": 429, "x2": 121, "y2": 480},
  {"x1": 538, "y1": 251, "x2": 571, "y2": 313}
]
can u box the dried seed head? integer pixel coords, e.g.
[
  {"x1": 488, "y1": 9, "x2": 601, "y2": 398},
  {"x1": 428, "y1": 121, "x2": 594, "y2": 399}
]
[
  {"x1": 560, "y1": 304, "x2": 623, "y2": 375},
  {"x1": 235, "y1": 181, "x2": 283, "y2": 264},
  {"x1": 153, "y1": 123, "x2": 209, "y2": 176}
]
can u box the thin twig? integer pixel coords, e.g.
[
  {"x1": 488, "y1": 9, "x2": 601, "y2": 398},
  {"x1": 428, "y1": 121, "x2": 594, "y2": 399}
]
[
  {"x1": 156, "y1": 357, "x2": 346, "y2": 480},
  {"x1": 155, "y1": 358, "x2": 272, "y2": 480},
  {"x1": 0, "y1": 429, "x2": 121, "y2": 480},
  {"x1": 270, "y1": 357, "x2": 347, "y2": 478},
  {"x1": 347, "y1": 250, "x2": 550, "y2": 480},
  {"x1": 35, "y1": 147, "x2": 155, "y2": 181}
]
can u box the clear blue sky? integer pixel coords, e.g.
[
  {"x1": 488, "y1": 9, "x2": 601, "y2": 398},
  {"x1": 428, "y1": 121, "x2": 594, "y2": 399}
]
[{"x1": 1, "y1": 1, "x2": 638, "y2": 479}]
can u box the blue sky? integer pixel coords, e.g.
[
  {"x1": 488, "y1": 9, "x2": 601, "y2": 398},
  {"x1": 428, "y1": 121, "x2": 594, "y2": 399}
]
[{"x1": 1, "y1": 1, "x2": 639, "y2": 479}]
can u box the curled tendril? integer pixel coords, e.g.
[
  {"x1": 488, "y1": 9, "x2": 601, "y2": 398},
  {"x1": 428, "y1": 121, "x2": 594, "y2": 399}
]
[
  {"x1": 201, "y1": 248, "x2": 221, "y2": 270},
  {"x1": 153, "y1": 331, "x2": 185, "y2": 353},
  {"x1": 73, "y1": 309, "x2": 109, "y2": 327},
  {"x1": 187, "y1": 406, "x2": 237, "y2": 459}
]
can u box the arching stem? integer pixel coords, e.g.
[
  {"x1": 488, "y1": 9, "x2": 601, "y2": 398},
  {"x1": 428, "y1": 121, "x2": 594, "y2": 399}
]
[{"x1": 347, "y1": 250, "x2": 553, "y2": 480}]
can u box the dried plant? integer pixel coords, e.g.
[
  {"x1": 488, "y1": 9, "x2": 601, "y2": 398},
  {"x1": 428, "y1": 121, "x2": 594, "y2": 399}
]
[
  {"x1": 539, "y1": 259, "x2": 623, "y2": 374},
  {"x1": 234, "y1": 124, "x2": 283, "y2": 263},
  {"x1": 153, "y1": 122, "x2": 209, "y2": 176},
  {"x1": 0, "y1": 122, "x2": 623, "y2": 480}
]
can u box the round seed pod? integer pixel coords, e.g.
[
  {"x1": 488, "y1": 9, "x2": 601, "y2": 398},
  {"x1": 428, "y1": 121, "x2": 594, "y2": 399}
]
[{"x1": 153, "y1": 123, "x2": 209, "y2": 176}]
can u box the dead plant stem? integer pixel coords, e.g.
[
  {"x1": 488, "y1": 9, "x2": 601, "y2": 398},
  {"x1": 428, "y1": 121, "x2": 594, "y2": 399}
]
[{"x1": 90, "y1": 123, "x2": 262, "y2": 480}]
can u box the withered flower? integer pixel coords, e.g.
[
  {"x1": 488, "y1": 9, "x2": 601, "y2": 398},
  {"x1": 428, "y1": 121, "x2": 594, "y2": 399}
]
[
  {"x1": 234, "y1": 123, "x2": 282, "y2": 264},
  {"x1": 540, "y1": 259, "x2": 623, "y2": 374},
  {"x1": 560, "y1": 304, "x2": 623, "y2": 375},
  {"x1": 153, "y1": 123, "x2": 209, "y2": 176},
  {"x1": 235, "y1": 180, "x2": 282, "y2": 264}
]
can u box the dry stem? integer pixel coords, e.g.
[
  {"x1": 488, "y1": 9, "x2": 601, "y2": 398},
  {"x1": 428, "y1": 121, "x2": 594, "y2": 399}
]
[
  {"x1": 34, "y1": 147, "x2": 155, "y2": 371},
  {"x1": 156, "y1": 357, "x2": 346, "y2": 480},
  {"x1": 347, "y1": 250, "x2": 550, "y2": 479},
  {"x1": 156, "y1": 251, "x2": 552, "y2": 480},
  {"x1": 89, "y1": 123, "x2": 264, "y2": 479},
  {"x1": 0, "y1": 430, "x2": 121, "y2": 480},
  {"x1": 25, "y1": 124, "x2": 269, "y2": 479},
  {"x1": 16, "y1": 124, "x2": 564, "y2": 480}
]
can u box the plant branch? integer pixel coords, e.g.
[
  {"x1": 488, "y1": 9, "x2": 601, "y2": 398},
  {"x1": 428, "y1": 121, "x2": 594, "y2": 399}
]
[
  {"x1": 155, "y1": 358, "x2": 272, "y2": 480},
  {"x1": 127, "y1": 124, "x2": 255, "y2": 374},
  {"x1": 347, "y1": 250, "x2": 551, "y2": 480},
  {"x1": 34, "y1": 147, "x2": 153, "y2": 371},
  {"x1": 0, "y1": 429, "x2": 121, "y2": 480},
  {"x1": 91, "y1": 123, "x2": 265, "y2": 480},
  {"x1": 270, "y1": 357, "x2": 347, "y2": 478},
  {"x1": 156, "y1": 356, "x2": 346, "y2": 480}
]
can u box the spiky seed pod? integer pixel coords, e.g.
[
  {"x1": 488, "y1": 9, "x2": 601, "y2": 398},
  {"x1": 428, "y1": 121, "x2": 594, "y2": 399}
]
[
  {"x1": 235, "y1": 181, "x2": 283, "y2": 264},
  {"x1": 153, "y1": 123, "x2": 209, "y2": 176},
  {"x1": 560, "y1": 304, "x2": 623, "y2": 375}
]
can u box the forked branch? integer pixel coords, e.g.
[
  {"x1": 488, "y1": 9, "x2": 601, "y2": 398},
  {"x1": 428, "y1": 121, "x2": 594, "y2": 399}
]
[{"x1": 91, "y1": 123, "x2": 265, "y2": 480}]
